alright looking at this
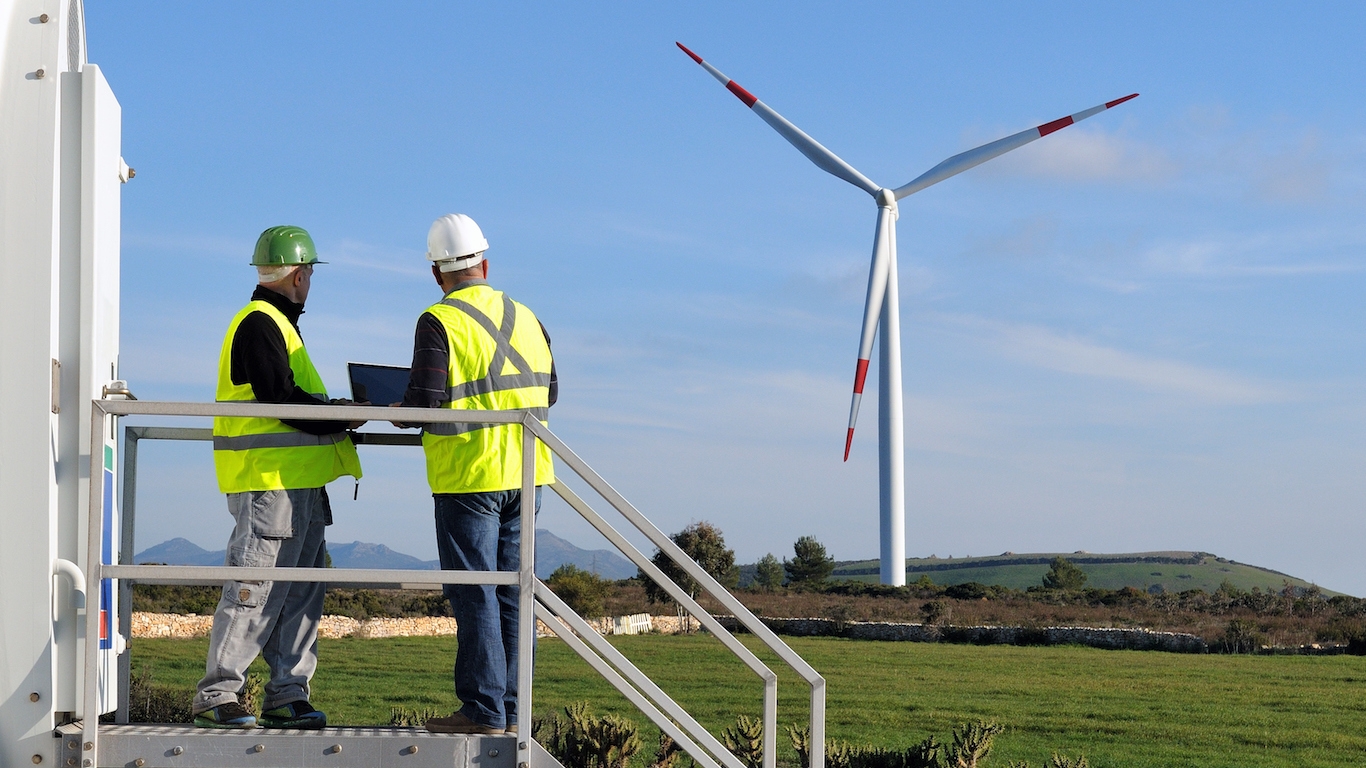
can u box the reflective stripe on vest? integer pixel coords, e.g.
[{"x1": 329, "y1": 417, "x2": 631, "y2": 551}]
[
  {"x1": 212, "y1": 300, "x2": 362, "y2": 493},
  {"x1": 420, "y1": 283, "x2": 554, "y2": 493},
  {"x1": 440, "y1": 294, "x2": 553, "y2": 401},
  {"x1": 423, "y1": 406, "x2": 550, "y2": 436},
  {"x1": 213, "y1": 431, "x2": 348, "y2": 450}
]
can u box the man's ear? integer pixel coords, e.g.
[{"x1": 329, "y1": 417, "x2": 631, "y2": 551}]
[{"x1": 481, "y1": 260, "x2": 489, "y2": 279}]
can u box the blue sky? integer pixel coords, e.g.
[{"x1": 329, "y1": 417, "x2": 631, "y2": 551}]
[{"x1": 89, "y1": 3, "x2": 1366, "y2": 594}]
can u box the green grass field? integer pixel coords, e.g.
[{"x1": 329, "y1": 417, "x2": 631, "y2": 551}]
[
  {"x1": 830, "y1": 551, "x2": 1332, "y2": 595},
  {"x1": 131, "y1": 634, "x2": 1366, "y2": 767}
]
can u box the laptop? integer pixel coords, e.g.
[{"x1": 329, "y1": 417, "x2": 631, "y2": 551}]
[{"x1": 347, "y1": 362, "x2": 411, "y2": 406}]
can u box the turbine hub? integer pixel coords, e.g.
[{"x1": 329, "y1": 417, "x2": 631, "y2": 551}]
[{"x1": 875, "y1": 188, "x2": 899, "y2": 220}]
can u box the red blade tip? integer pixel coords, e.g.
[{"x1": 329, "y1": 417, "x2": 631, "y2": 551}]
[
  {"x1": 1038, "y1": 115, "x2": 1074, "y2": 137},
  {"x1": 844, "y1": 428, "x2": 855, "y2": 462},
  {"x1": 676, "y1": 42, "x2": 703, "y2": 64},
  {"x1": 726, "y1": 80, "x2": 758, "y2": 108},
  {"x1": 1106, "y1": 93, "x2": 1139, "y2": 109},
  {"x1": 853, "y1": 359, "x2": 870, "y2": 394}
]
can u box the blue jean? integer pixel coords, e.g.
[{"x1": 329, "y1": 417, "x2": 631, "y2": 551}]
[
  {"x1": 194, "y1": 487, "x2": 328, "y2": 714},
  {"x1": 434, "y1": 488, "x2": 538, "y2": 729}
]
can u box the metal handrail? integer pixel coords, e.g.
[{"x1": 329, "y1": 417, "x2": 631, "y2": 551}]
[
  {"x1": 532, "y1": 423, "x2": 825, "y2": 768},
  {"x1": 87, "y1": 399, "x2": 824, "y2": 768},
  {"x1": 535, "y1": 584, "x2": 746, "y2": 768},
  {"x1": 84, "y1": 402, "x2": 540, "y2": 768}
]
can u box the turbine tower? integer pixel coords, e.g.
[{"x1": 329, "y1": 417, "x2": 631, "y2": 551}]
[{"x1": 678, "y1": 43, "x2": 1137, "y2": 585}]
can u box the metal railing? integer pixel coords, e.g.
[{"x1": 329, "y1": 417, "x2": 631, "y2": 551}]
[{"x1": 84, "y1": 399, "x2": 825, "y2": 768}]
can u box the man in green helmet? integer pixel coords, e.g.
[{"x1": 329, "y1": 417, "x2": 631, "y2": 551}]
[{"x1": 192, "y1": 226, "x2": 364, "y2": 729}]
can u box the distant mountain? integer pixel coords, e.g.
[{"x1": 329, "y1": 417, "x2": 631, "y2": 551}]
[
  {"x1": 327, "y1": 541, "x2": 438, "y2": 570},
  {"x1": 535, "y1": 530, "x2": 637, "y2": 580},
  {"x1": 135, "y1": 538, "x2": 224, "y2": 566},
  {"x1": 136, "y1": 529, "x2": 636, "y2": 581}
]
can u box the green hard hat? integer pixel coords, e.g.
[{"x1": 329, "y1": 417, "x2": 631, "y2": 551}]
[{"x1": 251, "y1": 225, "x2": 326, "y2": 266}]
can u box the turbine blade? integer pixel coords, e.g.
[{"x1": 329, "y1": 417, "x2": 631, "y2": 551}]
[
  {"x1": 845, "y1": 206, "x2": 894, "y2": 460},
  {"x1": 677, "y1": 42, "x2": 880, "y2": 196},
  {"x1": 892, "y1": 93, "x2": 1139, "y2": 200}
]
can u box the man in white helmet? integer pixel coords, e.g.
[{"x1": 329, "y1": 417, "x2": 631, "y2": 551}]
[{"x1": 396, "y1": 214, "x2": 556, "y2": 735}]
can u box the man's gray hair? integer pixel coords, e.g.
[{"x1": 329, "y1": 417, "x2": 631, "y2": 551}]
[{"x1": 256, "y1": 264, "x2": 299, "y2": 284}]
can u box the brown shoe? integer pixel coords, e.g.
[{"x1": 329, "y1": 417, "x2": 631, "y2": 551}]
[
  {"x1": 425, "y1": 711, "x2": 505, "y2": 735},
  {"x1": 506, "y1": 722, "x2": 518, "y2": 734}
]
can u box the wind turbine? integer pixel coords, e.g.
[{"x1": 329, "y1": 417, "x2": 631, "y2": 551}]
[{"x1": 677, "y1": 42, "x2": 1137, "y2": 586}]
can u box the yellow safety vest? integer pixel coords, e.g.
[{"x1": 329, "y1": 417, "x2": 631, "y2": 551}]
[
  {"x1": 421, "y1": 282, "x2": 554, "y2": 493},
  {"x1": 213, "y1": 300, "x2": 362, "y2": 493}
]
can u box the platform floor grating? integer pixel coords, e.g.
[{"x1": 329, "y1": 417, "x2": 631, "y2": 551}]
[{"x1": 60, "y1": 724, "x2": 532, "y2": 768}]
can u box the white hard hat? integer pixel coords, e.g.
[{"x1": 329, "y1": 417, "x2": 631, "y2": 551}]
[{"x1": 427, "y1": 213, "x2": 489, "y2": 272}]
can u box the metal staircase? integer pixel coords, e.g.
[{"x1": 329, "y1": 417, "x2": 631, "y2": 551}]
[{"x1": 73, "y1": 400, "x2": 825, "y2": 768}]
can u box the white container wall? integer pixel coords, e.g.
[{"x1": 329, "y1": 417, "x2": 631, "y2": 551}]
[{"x1": 0, "y1": 1, "x2": 123, "y2": 764}]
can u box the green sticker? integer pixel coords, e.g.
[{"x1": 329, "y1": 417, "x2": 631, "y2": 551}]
[{"x1": 104, "y1": 445, "x2": 113, "y2": 471}]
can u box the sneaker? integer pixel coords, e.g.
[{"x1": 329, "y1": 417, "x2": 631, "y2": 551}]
[
  {"x1": 506, "y1": 722, "x2": 518, "y2": 734},
  {"x1": 259, "y1": 701, "x2": 327, "y2": 729},
  {"x1": 194, "y1": 702, "x2": 257, "y2": 729},
  {"x1": 425, "y1": 711, "x2": 505, "y2": 734}
]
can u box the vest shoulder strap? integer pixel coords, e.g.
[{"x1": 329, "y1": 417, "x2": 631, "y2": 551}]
[{"x1": 439, "y1": 293, "x2": 551, "y2": 400}]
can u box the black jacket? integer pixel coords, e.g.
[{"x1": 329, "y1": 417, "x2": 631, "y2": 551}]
[{"x1": 229, "y1": 286, "x2": 350, "y2": 435}]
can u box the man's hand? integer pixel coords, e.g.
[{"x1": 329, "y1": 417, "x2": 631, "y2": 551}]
[
  {"x1": 388, "y1": 401, "x2": 414, "y2": 430},
  {"x1": 331, "y1": 397, "x2": 369, "y2": 430}
]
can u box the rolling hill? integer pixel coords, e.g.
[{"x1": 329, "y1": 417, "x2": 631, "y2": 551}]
[{"x1": 827, "y1": 551, "x2": 1336, "y2": 595}]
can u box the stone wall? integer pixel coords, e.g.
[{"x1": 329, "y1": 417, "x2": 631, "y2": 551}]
[
  {"x1": 713, "y1": 615, "x2": 1209, "y2": 653},
  {"x1": 132, "y1": 613, "x2": 638, "y2": 640},
  {"x1": 135, "y1": 613, "x2": 1353, "y2": 655}
]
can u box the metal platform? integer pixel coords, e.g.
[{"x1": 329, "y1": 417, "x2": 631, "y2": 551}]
[{"x1": 57, "y1": 724, "x2": 560, "y2": 768}]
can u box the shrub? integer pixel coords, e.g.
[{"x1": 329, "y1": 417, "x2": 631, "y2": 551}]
[
  {"x1": 536, "y1": 701, "x2": 642, "y2": 768},
  {"x1": 643, "y1": 522, "x2": 739, "y2": 605},
  {"x1": 1041, "y1": 558, "x2": 1087, "y2": 591},
  {"x1": 785, "y1": 536, "x2": 835, "y2": 588},
  {"x1": 115, "y1": 666, "x2": 263, "y2": 725},
  {"x1": 323, "y1": 588, "x2": 451, "y2": 620},
  {"x1": 1222, "y1": 619, "x2": 1265, "y2": 654},
  {"x1": 547, "y1": 564, "x2": 612, "y2": 617},
  {"x1": 238, "y1": 671, "x2": 264, "y2": 716},
  {"x1": 390, "y1": 705, "x2": 444, "y2": 726},
  {"x1": 754, "y1": 554, "x2": 785, "y2": 590},
  {"x1": 920, "y1": 600, "x2": 952, "y2": 626},
  {"x1": 132, "y1": 584, "x2": 220, "y2": 615},
  {"x1": 944, "y1": 582, "x2": 994, "y2": 601},
  {"x1": 1009, "y1": 756, "x2": 1091, "y2": 768},
  {"x1": 722, "y1": 715, "x2": 764, "y2": 768},
  {"x1": 650, "y1": 734, "x2": 692, "y2": 768},
  {"x1": 787, "y1": 724, "x2": 942, "y2": 768},
  {"x1": 121, "y1": 665, "x2": 193, "y2": 724},
  {"x1": 945, "y1": 720, "x2": 1005, "y2": 768}
]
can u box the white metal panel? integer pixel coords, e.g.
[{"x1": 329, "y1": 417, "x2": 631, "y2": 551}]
[
  {"x1": 80, "y1": 62, "x2": 121, "y2": 714},
  {"x1": 0, "y1": 1, "x2": 83, "y2": 764},
  {"x1": 54, "y1": 55, "x2": 84, "y2": 715}
]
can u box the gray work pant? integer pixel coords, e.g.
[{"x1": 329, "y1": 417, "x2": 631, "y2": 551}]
[{"x1": 193, "y1": 487, "x2": 328, "y2": 714}]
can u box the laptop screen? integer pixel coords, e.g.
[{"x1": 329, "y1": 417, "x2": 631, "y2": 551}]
[{"x1": 347, "y1": 362, "x2": 411, "y2": 406}]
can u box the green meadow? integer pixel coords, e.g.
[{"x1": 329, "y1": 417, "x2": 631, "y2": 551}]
[{"x1": 132, "y1": 634, "x2": 1366, "y2": 768}]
